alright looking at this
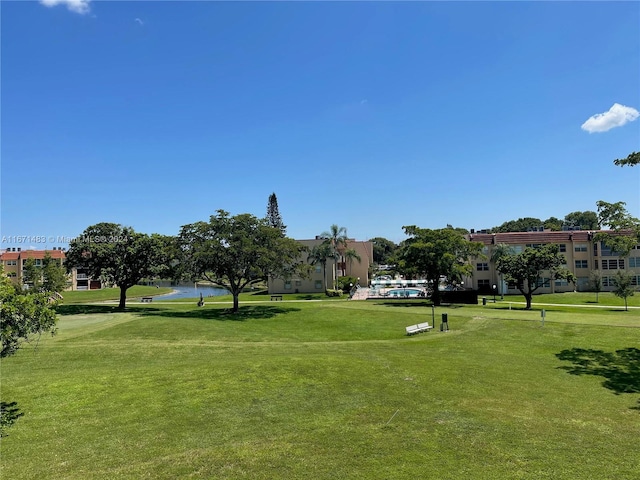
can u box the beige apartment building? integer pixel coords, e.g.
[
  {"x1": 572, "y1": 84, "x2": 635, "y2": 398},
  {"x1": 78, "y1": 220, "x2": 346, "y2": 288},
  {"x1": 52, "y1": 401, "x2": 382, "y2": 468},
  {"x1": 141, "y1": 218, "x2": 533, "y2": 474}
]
[
  {"x1": 463, "y1": 229, "x2": 640, "y2": 295},
  {"x1": 0, "y1": 248, "x2": 101, "y2": 290},
  {"x1": 268, "y1": 237, "x2": 373, "y2": 294}
]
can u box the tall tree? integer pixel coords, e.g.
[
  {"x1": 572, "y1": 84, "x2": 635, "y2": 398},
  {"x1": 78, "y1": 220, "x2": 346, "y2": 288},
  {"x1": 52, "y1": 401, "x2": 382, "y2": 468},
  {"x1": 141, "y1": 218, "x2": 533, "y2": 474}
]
[
  {"x1": 21, "y1": 258, "x2": 43, "y2": 292},
  {"x1": 42, "y1": 252, "x2": 68, "y2": 294},
  {"x1": 594, "y1": 200, "x2": 640, "y2": 257},
  {"x1": 320, "y1": 225, "x2": 348, "y2": 286},
  {"x1": 343, "y1": 248, "x2": 362, "y2": 276},
  {"x1": 611, "y1": 270, "x2": 636, "y2": 311},
  {"x1": 369, "y1": 237, "x2": 398, "y2": 265},
  {"x1": 266, "y1": 192, "x2": 286, "y2": 234},
  {"x1": 496, "y1": 244, "x2": 576, "y2": 310},
  {"x1": 490, "y1": 243, "x2": 514, "y2": 299},
  {"x1": 397, "y1": 227, "x2": 483, "y2": 306},
  {"x1": 307, "y1": 242, "x2": 336, "y2": 290},
  {"x1": 65, "y1": 223, "x2": 167, "y2": 310},
  {"x1": 492, "y1": 217, "x2": 544, "y2": 233},
  {"x1": 613, "y1": 151, "x2": 640, "y2": 167},
  {"x1": 179, "y1": 210, "x2": 306, "y2": 312},
  {"x1": 563, "y1": 211, "x2": 600, "y2": 230}
]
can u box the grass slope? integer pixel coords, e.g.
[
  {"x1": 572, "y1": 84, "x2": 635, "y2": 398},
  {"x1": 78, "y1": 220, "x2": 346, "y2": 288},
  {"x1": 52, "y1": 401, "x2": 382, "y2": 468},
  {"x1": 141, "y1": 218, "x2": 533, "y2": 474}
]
[{"x1": 1, "y1": 300, "x2": 638, "y2": 479}]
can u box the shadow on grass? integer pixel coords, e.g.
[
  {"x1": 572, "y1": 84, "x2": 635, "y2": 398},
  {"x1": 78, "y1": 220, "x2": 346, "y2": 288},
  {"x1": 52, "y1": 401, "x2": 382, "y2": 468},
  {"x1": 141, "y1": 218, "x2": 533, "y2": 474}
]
[
  {"x1": 556, "y1": 347, "x2": 640, "y2": 408},
  {"x1": 135, "y1": 304, "x2": 301, "y2": 322},
  {"x1": 0, "y1": 401, "x2": 24, "y2": 437},
  {"x1": 56, "y1": 304, "x2": 163, "y2": 316}
]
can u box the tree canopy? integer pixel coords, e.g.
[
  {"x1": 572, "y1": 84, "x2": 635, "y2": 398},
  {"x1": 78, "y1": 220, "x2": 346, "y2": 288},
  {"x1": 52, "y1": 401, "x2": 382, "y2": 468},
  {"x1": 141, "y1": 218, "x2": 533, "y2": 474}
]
[
  {"x1": 22, "y1": 252, "x2": 67, "y2": 294},
  {"x1": 266, "y1": 192, "x2": 286, "y2": 234},
  {"x1": 594, "y1": 201, "x2": 640, "y2": 257},
  {"x1": 1, "y1": 267, "x2": 57, "y2": 358},
  {"x1": 65, "y1": 223, "x2": 168, "y2": 309},
  {"x1": 613, "y1": 151, "x2": 640, "y2": 167},
  {"x1": 496, "y1": 244, "x2": 575, "y2": 309},
  {"x1": 368, "y1": 237, "x2": 398, "y2": 265},
  {"x1": 179, "y1": 210, "x2": 307, "y2": 312},
  {"x1": 397, "y1": 226, "x2": 483, "y2": 306}
]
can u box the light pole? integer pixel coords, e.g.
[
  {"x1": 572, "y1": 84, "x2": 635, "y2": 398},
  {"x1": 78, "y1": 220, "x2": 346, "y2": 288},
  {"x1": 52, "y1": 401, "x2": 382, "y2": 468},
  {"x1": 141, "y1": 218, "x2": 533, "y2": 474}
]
[{"x1": 492, "y1": 284, "x2": 497, "y2": 303}]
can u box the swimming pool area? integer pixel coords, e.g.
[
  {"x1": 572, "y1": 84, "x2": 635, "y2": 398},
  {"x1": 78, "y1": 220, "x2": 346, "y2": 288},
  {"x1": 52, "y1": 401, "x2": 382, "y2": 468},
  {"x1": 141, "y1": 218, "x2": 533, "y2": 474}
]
[{"x1": 385, "y1": 288, "x2": 426, "y2": 298}]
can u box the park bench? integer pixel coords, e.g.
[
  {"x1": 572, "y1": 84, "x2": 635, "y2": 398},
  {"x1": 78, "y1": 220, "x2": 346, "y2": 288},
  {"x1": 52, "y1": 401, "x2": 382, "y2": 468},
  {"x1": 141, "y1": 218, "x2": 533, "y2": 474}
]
[
  {"x1": 141, "y1": 297, "x2": 153, "y2": 303},
  {"x1": 405, "y1": 322, "x2": 433, "y2": 335},
  {"x1": 270, "y1": 295, "x2": 283, "y2": 301}
]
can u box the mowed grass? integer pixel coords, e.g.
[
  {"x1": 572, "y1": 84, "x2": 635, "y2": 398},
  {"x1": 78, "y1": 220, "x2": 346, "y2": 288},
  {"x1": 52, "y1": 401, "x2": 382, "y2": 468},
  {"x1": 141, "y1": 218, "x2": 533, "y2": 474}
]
[
  {"x1": 1, "y1": 299, "x2": 639, "y2": 479},
  {"x1": 62, "y1": 286, "x2": 173, "y2": 304}
]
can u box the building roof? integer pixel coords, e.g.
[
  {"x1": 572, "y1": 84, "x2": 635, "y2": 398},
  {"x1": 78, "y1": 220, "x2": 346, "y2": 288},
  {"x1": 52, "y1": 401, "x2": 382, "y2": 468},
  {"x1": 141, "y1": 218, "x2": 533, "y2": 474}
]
[
  {"x1": 467, "y1": 229, "x2": 634, "y2": 246},
  {"x1": 0, "y1": 249, "x2": 66, "y2": 260}
]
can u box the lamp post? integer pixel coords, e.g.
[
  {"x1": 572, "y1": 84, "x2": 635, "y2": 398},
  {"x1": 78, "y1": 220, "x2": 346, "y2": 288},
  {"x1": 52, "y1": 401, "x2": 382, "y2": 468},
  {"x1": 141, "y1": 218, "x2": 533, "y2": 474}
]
[{"x1": 492, "y1": 284, "x2": 497, "y2": 303}]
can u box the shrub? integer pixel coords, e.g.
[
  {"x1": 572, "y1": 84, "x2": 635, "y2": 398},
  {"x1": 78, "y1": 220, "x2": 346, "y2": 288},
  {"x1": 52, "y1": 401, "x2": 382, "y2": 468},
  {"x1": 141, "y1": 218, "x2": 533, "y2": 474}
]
[{"x1": 325, "y1": 289, "x2": 344, "y2": 297}]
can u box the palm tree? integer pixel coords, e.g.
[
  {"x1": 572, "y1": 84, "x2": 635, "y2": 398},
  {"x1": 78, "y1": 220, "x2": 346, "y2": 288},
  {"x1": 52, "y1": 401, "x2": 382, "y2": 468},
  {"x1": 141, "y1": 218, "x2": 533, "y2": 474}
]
[
  {"x1": 343, "y1": 248, "x2": 361, "y2": 276},
  {"x1": 308, "y1": 243, "x2": 337, "y2": 290},
  {"x1": 490, "y1": 243, "x2": 514, "y2": 299},
  {"x1": 321, "y1": 225, "x2": 348, "y2": 287}
]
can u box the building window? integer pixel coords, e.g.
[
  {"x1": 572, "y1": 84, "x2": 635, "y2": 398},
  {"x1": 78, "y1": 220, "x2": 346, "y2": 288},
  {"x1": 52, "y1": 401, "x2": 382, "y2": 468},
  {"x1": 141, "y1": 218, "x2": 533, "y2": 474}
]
[
  {"x1": 526, "y1": 243, "x2": 543, "y2": 249},
  {"x1": 478, "y1": 279, "x2": 490, "y2": 289},
  {"x1": 602, "y1": 259, "x2": 622, "y2": 270},
  {"x1": 314, "y1": 280, "x2": 322, "y2": 289},
  {"x1": 536, "y1": 278, "x2": 550, "y2": 288},
  {"x1": 295, "y1": 280, "x2": 302, "y2": 286},
  {"x1": 619, "y1": 259, "x2": 625, "y2": 270},
  {"x1": 629, "y1": 257, "x2": 639, "y2": 268},
  {"x1": 602, "y1": 276, "x2": 612, "y2": 287},
  {"x1": 512, "y1": 246, "x2": 523, "y2": 254},
  {"x1": 284, "y1": 280, "x2": 292, "y2": 290},
  {"x1": 315, "y1": 265, "x2": 322, "y2": 274},
  {"x1": 574, "y1": 244, "x2": 587, "y2": 252},
  {"x1": 594, "y1": 259, "x2": 598, "y2": 269},
  {"x1": 631, "y1": 276, "x2": 639, "y2": 286},
  {"x1": 593, "y1": 243, "x2": 598, "y2": 257},
  {"x1": 575, "y1": 260, "x2": 588, "y2": 269},
  {"x1": 559, "y1": 244, "x2": 566, "y2": 252},
  {"x1": 476, "y1": 262, "x2": 489, "y2": 271},
  {"x1": 601, "y1": 244, "x2": 615, "y2": 256},
  {"x1": 555, "y1": 279, "x2": 569, "y2": 287}
]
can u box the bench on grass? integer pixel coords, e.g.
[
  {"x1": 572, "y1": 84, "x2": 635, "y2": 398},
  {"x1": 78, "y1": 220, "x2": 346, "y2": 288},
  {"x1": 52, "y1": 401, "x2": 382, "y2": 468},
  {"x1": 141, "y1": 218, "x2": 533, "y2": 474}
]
[
  {"x1": 270, "y1": 295, "x2": 283, "y2": 301},
  {"x1": 141, "y1": 297, "x2": 153, "y2": 303},
  {"x1": 405, "y1": 322, "x2": 433, "y2": 336}
]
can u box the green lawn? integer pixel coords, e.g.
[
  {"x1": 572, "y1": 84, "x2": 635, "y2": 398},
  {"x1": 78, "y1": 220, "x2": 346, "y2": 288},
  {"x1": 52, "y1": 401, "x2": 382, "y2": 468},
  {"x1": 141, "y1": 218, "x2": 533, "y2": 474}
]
[
  {"x1": 1, "y1": 299, "x2": 638, "y2": 479},
  {"x1": 61, "y1": 286, "x2": 173, "y2": 304}
]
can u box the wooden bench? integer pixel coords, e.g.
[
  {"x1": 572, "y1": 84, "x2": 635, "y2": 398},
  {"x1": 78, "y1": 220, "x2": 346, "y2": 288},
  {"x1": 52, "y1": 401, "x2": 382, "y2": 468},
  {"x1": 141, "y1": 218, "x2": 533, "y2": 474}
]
[
  {"x1": 406, "y1": 322, "x2": 433, "y2": 335},
  {"x1": 141, "y1": 297, "x2": 153, "y2": 303},
  {"x1": 270, "y1": 295, "x2": 283, "y2": 301}
]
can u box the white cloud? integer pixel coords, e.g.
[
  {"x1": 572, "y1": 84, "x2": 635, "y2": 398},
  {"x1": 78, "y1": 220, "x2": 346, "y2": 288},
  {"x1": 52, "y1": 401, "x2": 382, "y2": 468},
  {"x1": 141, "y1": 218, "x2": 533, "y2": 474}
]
[
  {"x1": 581, "y1": 103, "x2": 639, "y2": 133},
  {"x1": 40, "y1": 0, "x2": 91, "y2": 15}
]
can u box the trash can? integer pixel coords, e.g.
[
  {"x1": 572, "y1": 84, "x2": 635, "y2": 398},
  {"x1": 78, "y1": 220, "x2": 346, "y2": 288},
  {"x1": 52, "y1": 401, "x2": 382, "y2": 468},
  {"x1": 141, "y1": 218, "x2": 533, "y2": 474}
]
[{"x1": 482, "y1": 297, "x2": 487, "y2": 306}]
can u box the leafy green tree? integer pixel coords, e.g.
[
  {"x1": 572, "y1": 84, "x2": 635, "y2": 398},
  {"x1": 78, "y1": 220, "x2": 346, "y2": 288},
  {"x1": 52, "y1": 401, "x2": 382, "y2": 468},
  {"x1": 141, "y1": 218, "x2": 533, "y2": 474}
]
[
  {"x1": 42, "y1": 252, "x2": 68, "y2": 294},
  {"x1": 266, "y1": 192, "x2": 286, "y2": 234},
  {"x1": 564, "y1": 211, "x2": 599, "y2": 230},
  {"x1": 496, "y1": 244, "x2": 576, "y2": 310},
  {"x1": 21, "y1": 258, "x2": 42, "y2": 292},
  {"x1": 490, "y1": 243, "x2": 514, "y2": 299},
  {"x1": 543, "y1": 217, "x2": 563, "y2": 231},
  {"x1": 594, "y1": 201, "x2": 640, "y2": 257},
  {"x1": 65, "y1": 223, "x2": 167, "y2": 310},
  {"x1": 179, "y1": 210, "x2": 307, "y2": 312},
  {"x1": 320, "y1": 225, "x2": 348, "y2": 287},
  {"x1": 397, "y1": 227, "x2": 483, "y2": 306},
  {"x1": 492, "y1": 217, "x2": 543, "y2": 233},
  {"x1": 613, "y1": 151, "x2": 640, "y2": 167},
  {"x1": 611, "y1": 271, "x2": 636, "y2": 311},
  {"x1": 589, "y1": 270, "x2": 602, "y2": 303},
  {"x1": 369, "y1": 237, "x2": 397, "y2": 265},
  {"x1": 307, "y1": 242, "x2": 337, "y2": 290},
  {"x1": 1, "y1": 266, "x2": 57, "y2": 358},
  {"x1": 343, "y1": 248, "x2": 362, "y2": 276}
]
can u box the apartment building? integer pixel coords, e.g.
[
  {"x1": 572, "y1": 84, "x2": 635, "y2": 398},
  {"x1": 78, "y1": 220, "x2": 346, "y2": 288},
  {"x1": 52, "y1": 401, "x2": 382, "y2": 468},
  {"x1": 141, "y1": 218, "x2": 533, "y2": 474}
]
[
  {"x1": 268, "y1": 238, "x2": 373, "y2": 294},
  {"x1": 463, "y1": 229, "x2": 640, "y2": 295},
  {"x1": 0, "y1": 248, "x2": 102, "y2": 290}
]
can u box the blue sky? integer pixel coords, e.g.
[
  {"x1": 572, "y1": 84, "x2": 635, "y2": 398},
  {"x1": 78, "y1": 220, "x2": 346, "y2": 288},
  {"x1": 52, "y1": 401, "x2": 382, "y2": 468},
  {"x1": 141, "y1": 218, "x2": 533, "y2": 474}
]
[{"x1": 2, "y1": 1, "x2": 639, "y2": 247}]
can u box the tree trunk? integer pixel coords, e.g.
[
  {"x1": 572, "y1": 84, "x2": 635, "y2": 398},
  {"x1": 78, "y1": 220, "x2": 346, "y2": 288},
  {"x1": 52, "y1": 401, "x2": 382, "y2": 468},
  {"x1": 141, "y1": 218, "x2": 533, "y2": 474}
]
[
  {"x1": 431, "y1": 288, "x2": 441, "y2": 306},
  {"x1": 525, "y1": 293, "x2": 532, "y2": 310},
  {"x1": 118, "y1": 285, "x2": 128, "y2": 310},
  {"x1": 232, "y1": 293, "x2": 239, "y2": 313}
]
